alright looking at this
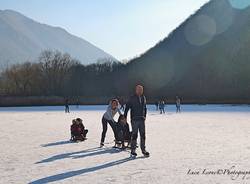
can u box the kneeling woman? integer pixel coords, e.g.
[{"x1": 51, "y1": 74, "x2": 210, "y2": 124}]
[{"x1": 100, "y1": 99, "x2": 122, "y2": 147}]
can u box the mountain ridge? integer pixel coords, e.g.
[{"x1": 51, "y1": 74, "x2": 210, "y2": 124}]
[
  {"x1": 118, "y1": 0, "x2": 250, "y2": 100},
  {"x1": 0, "y1": 9, "x2": 116, "y2": 65}
]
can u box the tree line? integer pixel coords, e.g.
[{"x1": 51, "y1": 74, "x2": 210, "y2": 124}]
[
  {"x1": 0, "y1": 50, "x2": 127, "y2": 99},
  {"x1": 1, "y1": 46, "x2": 250, "y2": 105}
]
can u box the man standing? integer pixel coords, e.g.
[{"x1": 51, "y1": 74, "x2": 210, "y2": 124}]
[
  {"x1": 176, "y1": 96, "x2": 181, "y2": 113},
  {"x1": 65, "y1": 99, "x2": 70, "y2": 113},
  {"x1": 159, "y1": 100, "x2": 165, "y2": 114},
  {"x1": 124, "y1": 85, "x2": 150, "y2": 157}
]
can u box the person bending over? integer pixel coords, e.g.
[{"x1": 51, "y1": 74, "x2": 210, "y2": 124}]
[{"x1": 100, "y1": 99, "x2": 121, "y2": 147}]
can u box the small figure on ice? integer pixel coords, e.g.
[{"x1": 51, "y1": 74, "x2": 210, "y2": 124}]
[
  {"x1": 124, "y1": 85, "x2": 150, "y2": 157},
  {"x1": 65, "y1": 99, "x2": 70, "y2": 113},
  {"x1": 176, "y1": 96, "x2": 181, "y2": 113},
  {"x1": 155, "y1": 101, "x2": 159, "y2": 111},
  {"x1": 159, "y1": 100, "x2": 165, "y2": 114}
]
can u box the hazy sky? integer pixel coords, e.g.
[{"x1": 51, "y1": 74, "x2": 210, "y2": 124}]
[{"x1": 0, "y1": 0, "x2": 209, "y2": 60}]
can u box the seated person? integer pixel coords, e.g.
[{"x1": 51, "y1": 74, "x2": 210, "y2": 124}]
[
  {"x1": 70, "y1": 118, "x2": 88, "y2": 142},
  {"x1": 76, "y1": 118, "x2": 88, "y2": 138},
  {"x1": 70, "y1": 119, "x2": 78, "y2": 141},
  {"x1": 115, "y1": 115, "x2": 131, "y2": 148}
]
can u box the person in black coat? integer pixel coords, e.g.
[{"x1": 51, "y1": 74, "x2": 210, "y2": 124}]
[
  {"x1": 116, "y1": 115, "x2": 131, "y2": 148},
  {"x1": 124, "y1": 85, "x2": 150, "y2": 157}
]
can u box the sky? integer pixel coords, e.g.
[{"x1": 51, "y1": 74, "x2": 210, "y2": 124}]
[{"x1": 0, "y1": 0, "x2": 209, "y2": 60}]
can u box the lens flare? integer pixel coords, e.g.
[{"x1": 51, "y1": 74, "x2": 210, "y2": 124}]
[
  {"x1": 136, "y1": 53, "x2": 175, "y2": 90},
  {"x1": 229, "y1": 0, "x2": 250, "y2": 9},
  {"x1": 184, "y1": 15, "x2": 216, "y2": 46},
  {"x1": 212, "y1": 0, "x2": 234, "y2": 35}
]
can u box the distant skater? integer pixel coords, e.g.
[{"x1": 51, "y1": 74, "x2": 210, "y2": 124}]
[
  {"x1": 124, "y1": 85, "x2": 150, "y2": 157},
  {"x1": 159, "y1": 100, "x2": 165, "y2": 114},
  {"x1": 65, "y1": 99, "x2": 70, "y2": 113},
  {"x1": 176, "y1": 96, "x2": 181, "y2": 113},
  {"x1": 100, "y1": 99, "x2": 122, "y2": 147},
  {"x1": 155, "y1": 101, "x2": 159, "y2": 111}
]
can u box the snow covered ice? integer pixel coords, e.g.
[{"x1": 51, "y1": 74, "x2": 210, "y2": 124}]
[{"x1": 1, "y1": 105, "x2": 250, "y2": 184}]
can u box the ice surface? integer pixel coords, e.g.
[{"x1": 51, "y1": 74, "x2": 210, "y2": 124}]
[{"x1": 0, "y1": 105, "x2": 250, "y2": 184}]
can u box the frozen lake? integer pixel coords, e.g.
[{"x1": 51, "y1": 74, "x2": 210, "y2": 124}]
[{"x1": 1, "y1": 105, "x2": 250, "y2": 184}]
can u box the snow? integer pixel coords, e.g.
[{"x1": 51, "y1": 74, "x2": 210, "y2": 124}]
[{"x1": 1, "y1": 105, "x2": 250, "y2": 184}]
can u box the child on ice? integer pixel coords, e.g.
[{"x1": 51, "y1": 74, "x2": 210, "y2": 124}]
[
  {"x1": 70, "y1": 118, "x2": 88, "y2": 142},
  {"x1": 115, "y1": 115, "x2": 132, "y2": 149}
]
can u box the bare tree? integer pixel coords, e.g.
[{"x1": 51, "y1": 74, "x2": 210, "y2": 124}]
[{"x1": 39, "y1": 50, "x2": 77, "y2": 95}]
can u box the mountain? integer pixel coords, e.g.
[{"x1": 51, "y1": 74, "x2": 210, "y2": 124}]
[
  {"x1": 0, "y1": 9, "x2": 115, "y2": 65},
  {"x1": 1, "y1": 1, "x2": 250, "y2": 103},
  {"x1": 115, "y1": 0, "x2": 250, "y2": 102}
]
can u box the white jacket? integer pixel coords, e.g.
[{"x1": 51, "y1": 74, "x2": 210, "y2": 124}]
[{"x1": 103, "y1": 103, "x2": 121, "y2": 122}]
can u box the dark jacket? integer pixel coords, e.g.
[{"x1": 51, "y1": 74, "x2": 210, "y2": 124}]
[
  {"x1": 71, "y1": 123, "x2": 79, "y2": 135},
  {"x1": 116, "y1": 121, "x2": 131, "y2": 141},
  {"x1": 117, "y1": 121, "x2": 130, "y2": 134},
  {"x1": 124, "y1": 95, "x2": 147, "y2": 121}
]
